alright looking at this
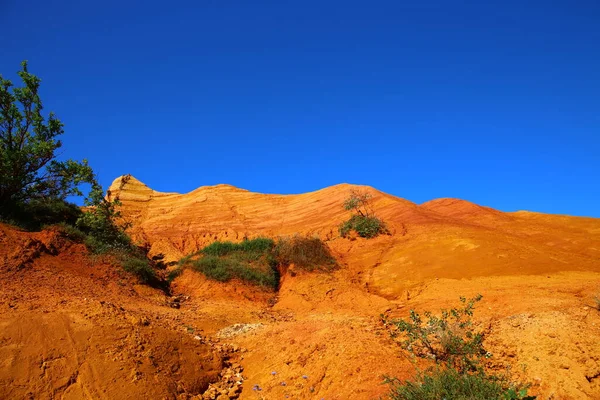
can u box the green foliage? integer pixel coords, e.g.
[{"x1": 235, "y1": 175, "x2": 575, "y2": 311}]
[
  {"x1": 339, "y1": 189, "x2": 388, "y2": 239},
  {"x1": 274, "y1": 235, "x2": 337, "y2": 271},
  {"x1": 0, "y1": 62, "x2": 156, "y2": 286},
  {"x1": 339, "y1": 214, "x2": 387, "y2": 239},
  {"x1": 192, "y1": 255, "x2": 278, "y2": 288},
  {"x1": 122, "y1": 257, "x2": 157, "y2": 284},
  {"x1": 386, "y1": 295, "x2": 486, "y2": 373},
  {"x1": 181, "y1": 238, "x2": 278, "y2": 289},
  {"x1": 342, "y1": 189, "x2": 375, "y2": 217},
  {"x1": 0, "y1": 61, "x2": 95, "y2": 222},
  {"x1": 201, "y1": 237, "x2": 275, "y2": 257},
  {"x1": 386, "y1": 368, "x2": 535, "y2": 400},
  {"x1": 76, "y1": 183, "x2": 132, "y2": 253},
  {"x1": 382, "y1": 296, "x2": 535, "y2": 400},
  {"x1": 76, "y1": 188, "x2": 157, "y2": 284},
  {"x1": 166, "y1": 266, "x2": 184, "y2": 283},
  {"x1": 178, "y1": 236, "x2": 336, "y2": 288},
  {"x1": 50, "y1": 222, "x2": 87, "y2": 242},
  {"x1": 7, "y1": 198, "x2": 83, "y2": 230}
]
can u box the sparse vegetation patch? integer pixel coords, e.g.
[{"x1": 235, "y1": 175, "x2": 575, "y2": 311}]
[
  {"x1": 339, "y1": 190, "x2": 388, "y2": 238},
  {"x1": 382, "y1": 296, "x2": 535, "y2": 399},
  {"x1": 180, "y1": 238, "x2": 279, "y2": 289},
  {"x1": 177, "y1": 235, "x2": 337, "y2": 289},
  {"x1": 275, "y1": 235, "x2": 337, "y2": 271}
]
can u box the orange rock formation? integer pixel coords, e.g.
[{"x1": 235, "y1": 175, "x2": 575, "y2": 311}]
[{"x1": 1, "y1": 174, "x2": 599, "y2": 399}]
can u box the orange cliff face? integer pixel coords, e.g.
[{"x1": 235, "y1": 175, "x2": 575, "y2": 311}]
[
  {"x1": 106, "y1": 175, "x2": 600, "y2": 399},
  {"x1": 1, "y1": 175, "x2": 599, "y2": 399},
  {"x1": 109, "y1": 174, "x2": 600, "y2": 299}
]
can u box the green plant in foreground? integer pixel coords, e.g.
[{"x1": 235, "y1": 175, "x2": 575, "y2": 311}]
[
  {"x1": 382, "y1": 296, "x2": 535, "y2": 399},
  {"x1": 385, "y1": 368, "x2": 535, "y2": 400},
  {"x1": 193, "y1": 255, "x2": 278, "y2": 288},
  {"x1": 386, "y1": 295, "x2": 486, "y2": 373}
]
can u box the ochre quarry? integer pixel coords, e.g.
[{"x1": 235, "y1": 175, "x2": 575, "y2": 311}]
[{"x1": 1, "y1": 174, "x2": 599, "y2": 399}]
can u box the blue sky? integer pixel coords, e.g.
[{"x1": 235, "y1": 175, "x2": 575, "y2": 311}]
[{"x1": 1, "y1": 1, "x2": 599, "y2": 216}]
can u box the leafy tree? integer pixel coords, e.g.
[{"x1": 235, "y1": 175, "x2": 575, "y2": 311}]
[
  {"x1": 343, "y1": 189, "x2": 375, "y2": 217},
  {"x1": 0, "y1": 61, "x2": 95, "y2": 221},
  {"x1": 0, "y1": 61, "x2": 158, "y2": 284}
]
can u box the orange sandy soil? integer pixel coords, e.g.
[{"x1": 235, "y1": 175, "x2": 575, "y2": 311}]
[{"x1": 1, "y1": 175, "x2": 599, "y2": 399}]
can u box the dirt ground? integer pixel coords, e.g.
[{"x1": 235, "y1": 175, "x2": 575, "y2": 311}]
[{"x1": 1, "y1": 176, "x2": 599, "y2": 399}]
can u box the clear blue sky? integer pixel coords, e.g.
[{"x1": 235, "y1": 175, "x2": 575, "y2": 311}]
[{"x1": 1, "y1": 1, "x2": 598, "y2": 216}]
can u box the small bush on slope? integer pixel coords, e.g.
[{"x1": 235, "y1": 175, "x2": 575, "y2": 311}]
[
  {"x1": 202, "y1": 237, "x2": 274, "y2": 258},
  {"x1": 49, "y1": 222, "x2": 87, "y2": 242},
  {"x1": 274, "y1": 235, "x2": 337, "y2": 271},
  {"x1": 50, "y1": 220, "x2": 158, "y2": 285},
  {"x1": 339, "y1": 214, "x2": 387, "y2": 239},
  {"x1": 382, "y1": 296, "x2": 535, "y2": 400},
  {"x1": 339, "y1": 190, "x2": 388, "y2": 238},
  {"x1": 122, "y1": 257, "x2": 158, "y2": 284},
  {"x1": 45, "y1": 186, "x2": 157, "y2": 285}
]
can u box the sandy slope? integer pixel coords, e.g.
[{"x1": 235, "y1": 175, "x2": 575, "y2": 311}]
[
  {"x1": 0, "y1": 225, "x2": 223, "y2": 399},
  {"x1": 1, "y1": 175, "x2": 599, "y2": 399}
]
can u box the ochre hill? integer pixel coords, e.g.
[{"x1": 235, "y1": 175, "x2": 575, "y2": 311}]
[
  {"x1": 2, "y1": 175, "x2": 599, "y2": 399},
  {"x1": 109, "y1": 174, "x2": 600, "y2": 299},
  {"x1": 102, "y1": 175, "x2": 600, "y2": 398},
  {"x1": 0, "y1": 224, "x2": 224, "y2": 400}
]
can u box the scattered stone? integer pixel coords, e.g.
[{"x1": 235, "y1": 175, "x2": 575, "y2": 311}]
[
  {"x1": 200, "y1": 356, "x2": 245, "y2": 399},
  {"x1": 216, "y1": 323, "x2": 264, "y2": 339}
]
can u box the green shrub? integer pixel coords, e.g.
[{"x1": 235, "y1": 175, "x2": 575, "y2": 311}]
[
  {"x1": 386, "y1": 368, "x2": 534, "y2": 400},
  {"x1": 191, "y1": 255, "x2": 278, "y2": 288},
  {"x1": 123, "y1": 257, "x2": 157, "y2": 284},
  {"x1": 179, "y1": 236, "x2": 337, "y2": 289},
  {"x1": 385, "y1": 295, "x2": 486, "y2": 373},
  {"x1": 382, "y1": 296, "x2": 535, "y2": 400},
  {"x1": 339, "y1": 214, "x2": 387, "y2": 238},
  {"x1": 83, "y1": 232, "x2": 132, "y2": 255},
  {"x1": 201, "y1": 237, "x2": 275, "y2": 257},
  {"x1": 180, "y1": 238, "x2": 279, "y2": 289},
  {"x1": 167, "y1": 266, "x2": 184, "y2": 283},
  {"x1": 2, "y1": 198, "x2": 84, "y2": 231},
  {"x1": 51, "y1": 222, "x2": 87, "y2": 242},
  {"x1": 275, "y1": 236, "x2": 337, "y2": 271},
  {"x1": 339, "y1": 190, "x2": 388, "y2": 239}
]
